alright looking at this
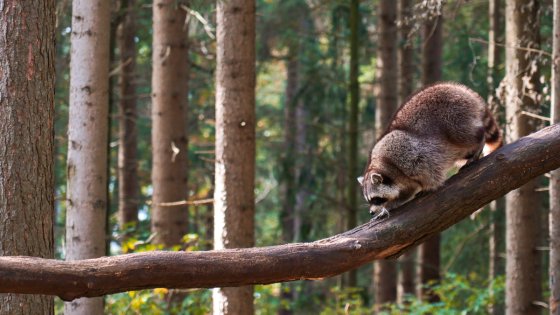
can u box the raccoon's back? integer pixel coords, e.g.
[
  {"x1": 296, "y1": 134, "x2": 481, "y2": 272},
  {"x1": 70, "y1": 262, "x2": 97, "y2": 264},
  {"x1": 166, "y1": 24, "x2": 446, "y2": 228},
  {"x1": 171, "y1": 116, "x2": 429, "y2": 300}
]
[{"x1": 384, "y1": 82, "x2": 486, "y2": 142}]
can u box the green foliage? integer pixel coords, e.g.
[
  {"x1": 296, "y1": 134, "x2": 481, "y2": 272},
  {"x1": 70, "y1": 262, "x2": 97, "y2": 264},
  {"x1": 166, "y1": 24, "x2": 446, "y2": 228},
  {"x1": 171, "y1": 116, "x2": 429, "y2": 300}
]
[
  {"x1": 319, "y1": 287, "x2": 371, "y2": 315},
  {"x1": 104, "y1": 288, "x2": 211, "y2": 315},
  {"x1": 383, "y1": 274, "x2": 505, "y2": 315}
]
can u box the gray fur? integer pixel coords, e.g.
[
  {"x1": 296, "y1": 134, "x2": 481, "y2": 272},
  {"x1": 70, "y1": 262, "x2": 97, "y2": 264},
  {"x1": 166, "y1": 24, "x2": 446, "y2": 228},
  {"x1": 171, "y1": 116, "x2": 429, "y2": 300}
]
[{"x1": 361, "y1": 82, "x2": 502, "y2": 216}]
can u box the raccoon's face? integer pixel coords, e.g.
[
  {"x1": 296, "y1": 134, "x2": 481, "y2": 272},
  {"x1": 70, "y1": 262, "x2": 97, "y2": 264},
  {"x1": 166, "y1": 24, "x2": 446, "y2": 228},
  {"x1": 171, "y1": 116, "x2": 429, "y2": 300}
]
[{"x1": 358, "y1": 171, "x2": 420, "y2": 216}]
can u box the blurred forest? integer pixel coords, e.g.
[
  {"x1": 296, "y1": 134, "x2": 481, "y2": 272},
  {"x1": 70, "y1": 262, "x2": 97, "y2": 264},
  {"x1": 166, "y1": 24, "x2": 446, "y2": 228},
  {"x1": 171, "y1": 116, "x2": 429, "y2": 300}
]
[
  {"x1": 1, "y1": 0, "x2": 558, "y2": 314},
  {"x1": 52, "y1": 0, "x2": 550, "y2": 313}
]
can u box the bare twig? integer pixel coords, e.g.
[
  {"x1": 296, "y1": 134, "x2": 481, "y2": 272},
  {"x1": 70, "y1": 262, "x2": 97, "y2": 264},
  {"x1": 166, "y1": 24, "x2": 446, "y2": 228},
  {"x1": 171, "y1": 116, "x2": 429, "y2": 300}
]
[{"x1": 470, "y1": 38, "x2": 552, "y2": 57}]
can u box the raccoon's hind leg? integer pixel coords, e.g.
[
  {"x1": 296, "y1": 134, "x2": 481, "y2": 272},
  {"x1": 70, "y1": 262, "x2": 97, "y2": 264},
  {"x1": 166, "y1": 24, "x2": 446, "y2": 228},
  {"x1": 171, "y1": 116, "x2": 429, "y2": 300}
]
[{"x1": 482, "y1": 107, "x2": 503, "y2": 155}]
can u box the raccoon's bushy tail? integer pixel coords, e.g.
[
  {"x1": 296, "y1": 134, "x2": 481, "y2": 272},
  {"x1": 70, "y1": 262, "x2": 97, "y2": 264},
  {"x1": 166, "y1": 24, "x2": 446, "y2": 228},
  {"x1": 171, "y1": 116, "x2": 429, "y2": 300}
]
[{"x1": 483, "y1": 107, "x2": 503, "y2": 154}]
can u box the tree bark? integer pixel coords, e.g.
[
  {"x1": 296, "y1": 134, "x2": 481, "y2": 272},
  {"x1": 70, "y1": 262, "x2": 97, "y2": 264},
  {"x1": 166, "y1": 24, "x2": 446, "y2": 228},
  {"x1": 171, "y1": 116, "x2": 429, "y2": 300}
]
[
  {"x1": 421, "y1": 13, "x2": 443, "y2": 86},
  {"x1": 373, "y1": 0, "x2": 399, "y2": 308},
  {"x1": 213, "y1": 0, "x2": 256, "y2": 314},
  {"x1": 418, "y1": 7, "x2": 443, "y2": 303},
  {"x1": 0, "y1": 1, "x2": 55, "y2": 314},
  {"x1": 346, "y1": 0, "x2": 360, "y2": 288},
  {"x1": 0, "y1": 125, "x2": 559, "y2": 301},
  {"x1": 117, "y1": 0, "x2": 139, "y2": 231},
  {"x1": 487, "y1": 0, "x2": 502, "y2": 109},
  {"x1": 151, "y1": 0, "x2": 189, "y2": 247},
  {"x1": 505, "y1": 1, "x2": 542, "y2": 314},
  {"x1": 487, "y1": 2, "x2": 504, "y2": 314},
  {"x1": 64, "y1": 0, "x2": 111, "y2": 313},
  {"x1": 551, "y1": 0, "x2": 560, "y2": 314},
  {"x1": 279, "y1": 51, "x2": 298, "y2": 315},
  {"x1": 397, "y1": 0, "x2": 416, "y2": 302}
]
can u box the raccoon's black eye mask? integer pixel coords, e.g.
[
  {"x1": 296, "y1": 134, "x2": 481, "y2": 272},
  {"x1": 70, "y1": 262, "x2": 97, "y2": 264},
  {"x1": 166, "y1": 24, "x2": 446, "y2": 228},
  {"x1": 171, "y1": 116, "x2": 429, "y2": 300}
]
[{"x1": 370, "y1": 197, "x2": 387, "y2": 205}]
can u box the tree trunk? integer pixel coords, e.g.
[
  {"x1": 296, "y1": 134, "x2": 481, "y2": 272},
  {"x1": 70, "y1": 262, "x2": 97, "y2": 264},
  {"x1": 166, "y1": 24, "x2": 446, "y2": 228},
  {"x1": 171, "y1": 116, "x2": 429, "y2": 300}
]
[
  {"x1": 373, "y1": 0, "x2": 398, "y2": 308},
  {"x1": 279, "y1": 53, "x2": 298, "y2": 315},
  {"x1": 151, "y1": 0, "x2": 189, "y2": 247},
  {"x1": 397, "y1": 0, "x2": 416, "y2": 302},
  {"x1": 0, "y1": 1, "x2": 55, "y2": 314},
  {"x1": 551, "y1": 0, "x2": 560, "y2": 312},
  {"x1": 64, "y1": 0, "x2": 111, "y2": 313},
  {"x1": 505, "y1": 1, "x2": 542, "y2": 314},
  {"x1": 118, "y1": 0, "x2": 139, "y2": 231},
  {"x1": 213, "y1": 0, "x2": 256, "y2": 314},
  {"x1": 293, "y1": 92, "x2": 309, "y2": 245},
  {"x1": 418, "y1": 9, "x2": 443, "y2": 303},
  {"x1": 346, "y1": 0, "x2": 360, "y2": 288},
  {"x1": 487, "y1": 1, "x2": 505, "y2": 314},
  {"x1": 398, "y1": 0, "x2": 415, "y2": 105}
]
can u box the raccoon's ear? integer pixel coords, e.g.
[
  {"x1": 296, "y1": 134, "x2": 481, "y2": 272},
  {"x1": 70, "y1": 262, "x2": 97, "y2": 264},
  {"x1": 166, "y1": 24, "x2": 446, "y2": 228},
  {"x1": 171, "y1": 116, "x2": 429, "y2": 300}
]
[
  {"x1": 357, "y1": 176, "x2": 364, "y2": 185},
  {"x1": 371, "y1": 173, "x2": 383, "y2": 184}
]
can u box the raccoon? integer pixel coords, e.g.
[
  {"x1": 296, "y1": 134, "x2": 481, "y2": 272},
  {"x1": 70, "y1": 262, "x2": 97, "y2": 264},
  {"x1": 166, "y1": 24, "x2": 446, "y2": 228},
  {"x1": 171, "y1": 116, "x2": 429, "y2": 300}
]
[{"x1": 359, "y1": 82, "x2": 502, "y2": 219}]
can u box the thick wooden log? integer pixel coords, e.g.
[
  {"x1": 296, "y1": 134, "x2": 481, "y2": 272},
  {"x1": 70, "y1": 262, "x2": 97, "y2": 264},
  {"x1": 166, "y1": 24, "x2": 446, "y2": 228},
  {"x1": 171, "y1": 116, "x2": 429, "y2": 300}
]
[{"x1": 1, "y1": 124, "x2": 560, "y2": 301}]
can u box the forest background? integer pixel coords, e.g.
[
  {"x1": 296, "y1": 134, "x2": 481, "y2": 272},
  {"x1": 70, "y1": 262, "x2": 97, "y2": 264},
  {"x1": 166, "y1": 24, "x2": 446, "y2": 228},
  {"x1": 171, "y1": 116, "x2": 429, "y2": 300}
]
[{"x1": 3, "y1": 0, "x2": 557, "y2": 313}]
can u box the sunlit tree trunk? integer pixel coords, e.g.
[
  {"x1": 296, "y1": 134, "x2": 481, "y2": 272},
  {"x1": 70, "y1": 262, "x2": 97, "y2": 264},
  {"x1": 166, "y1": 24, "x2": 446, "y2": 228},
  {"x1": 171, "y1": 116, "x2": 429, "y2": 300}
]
[
  {"x1": 373, "y1": 0, "x2": 398, "y2": 308},
  {"x1": 151, "y1": 0, "x2": 189, "y2": 247},
  {"x1": 397, "y1": 0, "x2": 416, "y2": 303},
  {"x1": 505, "y1": 1, "x2": 542, "y2": 314},
  {"x1": 418, "y1": 7, "x2": 443, "y2": 303},
  {"x1": 551, "y1": 0, "x2": 560, "y2": 313},
  {"x1": 346, "y1": 0, "x2": 360, "y2": 288},
  {"x1": 64, "y1": 0, "x2": 111, "y2": 313},
  {"x1": 0, "y1": 1, "x2": 55, "y2": 314},
  {"x1": 118, "y1": 0, "x2": 139, "y2": 232},
  {"x1": 212, "y1": 0, "x2": 256, "y2": 314}
]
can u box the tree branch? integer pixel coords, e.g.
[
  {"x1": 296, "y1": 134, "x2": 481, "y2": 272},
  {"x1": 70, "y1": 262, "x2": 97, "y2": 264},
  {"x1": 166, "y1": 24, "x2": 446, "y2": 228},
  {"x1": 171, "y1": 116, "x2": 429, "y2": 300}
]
[{"x1": 2, "y1": 124, "x2": 560, "y2": 301}]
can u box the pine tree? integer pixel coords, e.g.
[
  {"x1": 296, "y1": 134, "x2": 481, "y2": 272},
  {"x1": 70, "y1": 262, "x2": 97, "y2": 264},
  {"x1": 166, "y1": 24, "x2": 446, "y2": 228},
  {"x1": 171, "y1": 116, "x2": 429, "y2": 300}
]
[
  {"x1": 418, "y1": 4, "x2": 443, "y2": 303},
  {"x1": 551, "y1": 0, "x2": 560, "y2": 312},
  {"x1": 504, "y1": 1, "x2": 542, "y2": 314},
  {"x1": 151, "y1": 0, "x2": 189, "y2": 247},
  {"x1": 117, "y1": 0, "x2": 139, "y2": 232},
  {"x1": 0, "y1": 1, "x2": 55, "y2": 313},
  {"x1": 65, "y1": 0, "x2": 111, "y2": 313},
  {"x1": 213, "y1": 0, "x2": 256, "y2": 313},
  {"x1": 373, "y1": 0, "x2": 399, "y2": 308},
  {"x1": 397, "y1": 0, "x2": 416, "y2": 302}
]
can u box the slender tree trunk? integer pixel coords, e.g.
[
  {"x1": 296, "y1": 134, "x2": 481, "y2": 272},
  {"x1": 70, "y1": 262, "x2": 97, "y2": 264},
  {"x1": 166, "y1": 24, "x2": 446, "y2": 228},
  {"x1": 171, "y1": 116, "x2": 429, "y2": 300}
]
[
  {"x1": 487, "y1": 1, "x2": 505, "y2": 314},
  {"x1": 418, "y1": 9, "x2": 443, "y2": 303},
  {"x1": 212, "y1": 0, "x2": 256, "y2": 314},
  {"x1": 373, "y1": 0, "x2": 398, "y2": 308},
  {"x1": 346, "y1": 0, "x2": 360, "y2": 288},
  {"x1": 397, "y1": 0, "x2": 416, "y2": 302},
  {"x1": 118, "y1": 0, "x2": 139, "y2": 231},
  {"x1": 294, "y1": 94, "x2": 309, "y2": 244},
  {"x1": 551, "y1": 0, "x2": 560, "y2": 313},
  {"x1": 0, "y1": 1, "x2": 55, "y2": 314},
  {"x1": 279, "y1": 53, "x2": 298, "y2": 315},
  {"x1": 505, "y1": 1, "x2": 542, "y2": 314},
  {"x1": 64, "y1": 0, "x2": 111, "y2": 313},
  {"x1": 487, "y1": 0, "x2": 502, "y2": 110},
  {"x1": 151, "y1": 0, "x2": 189, "y2": 247},
  {"x1": 398, "y1": 0, "x2": 415, "y2": 105}
]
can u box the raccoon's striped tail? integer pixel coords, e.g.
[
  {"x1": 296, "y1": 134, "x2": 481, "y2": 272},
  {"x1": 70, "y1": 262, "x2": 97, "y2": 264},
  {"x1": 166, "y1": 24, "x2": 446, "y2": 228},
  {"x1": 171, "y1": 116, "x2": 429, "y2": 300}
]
[{"x1": 483, "y1": 107, "x2": 503, "y2": 154}]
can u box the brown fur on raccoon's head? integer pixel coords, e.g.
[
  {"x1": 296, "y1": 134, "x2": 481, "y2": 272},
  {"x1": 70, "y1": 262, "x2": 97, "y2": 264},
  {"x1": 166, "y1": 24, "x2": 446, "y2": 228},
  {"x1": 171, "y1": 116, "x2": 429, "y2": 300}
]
[{"x1": 359, "y1": 158, "x2": 423, "y2": 216}]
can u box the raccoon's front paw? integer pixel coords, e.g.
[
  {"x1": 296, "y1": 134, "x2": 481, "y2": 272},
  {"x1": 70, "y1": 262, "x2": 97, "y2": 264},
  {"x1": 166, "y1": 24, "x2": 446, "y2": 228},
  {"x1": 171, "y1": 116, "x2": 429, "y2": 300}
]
[{"x1": 371, "y1": 207, "x2": 390, "y2": 221}]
